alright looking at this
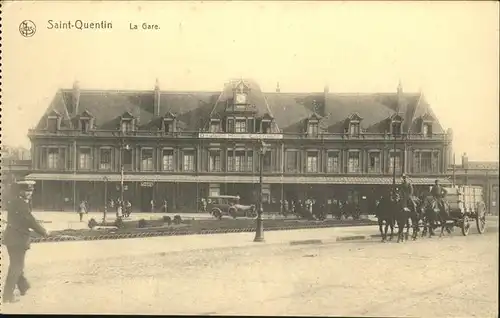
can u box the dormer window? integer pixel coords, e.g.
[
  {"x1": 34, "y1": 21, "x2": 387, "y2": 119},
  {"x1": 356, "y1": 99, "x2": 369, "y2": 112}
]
[
  {"x1": 308, "y1": 122, "x2": 318, "y2": 135},
  {"x1": 120, "y1": 111, "x2": 135, "y2": 133},
  {"x1": 80, "y1": 119, "x2": 89, "y2": 133},
  {"x1": 210, "y1": 119, "x2": 221, "y2": 133},
  {"x1": 162, "y1": 112, "x2": 177, "y2": 133},
  {"x1": 347, "y1": 113, "x2": 363, "y2": 136},
  {"x1": 349, "y1": 122, "x2": 360, "y2": 135},
  {"x1": 390, "y1": 114, "x2": 403, "y2": 136},
  {"x1": 262, "y1": 121, "x2": 271, "y2": 134},
  {"x1": 392, "y1": 122, "x2": 402, "y2": 136},
  {"x1": 422, "y1": 123, "x2": 432, "y2": 137},
  {"x1": 420, "y1": 113, "x2": 434, "y2": 138},
  {"x1": 47, "y1": 116, "x2": 59, "y2": 132},
  {"x1": 121, "y1": 120, "x2": 133, "y2": 133},
  {"x1": 163, "y1": 119, "x2": 173, "y2": 133},
  {"x1": 46, "y1": 110, "x2": 61, "y2": 132}
]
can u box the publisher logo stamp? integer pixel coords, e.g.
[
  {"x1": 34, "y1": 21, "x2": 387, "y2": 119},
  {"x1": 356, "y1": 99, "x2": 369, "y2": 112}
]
[{"x1": 19, "y1": 20, "x2": 37, "y2": 37}]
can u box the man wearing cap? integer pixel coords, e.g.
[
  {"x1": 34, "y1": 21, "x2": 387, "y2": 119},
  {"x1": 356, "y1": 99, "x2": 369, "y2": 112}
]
[
  {"x1": 400, "y1": 174, "x2": 416, "y2": 212},
  {"x1": 2, "y1": 180, "x2": 49, "y2": 303}
]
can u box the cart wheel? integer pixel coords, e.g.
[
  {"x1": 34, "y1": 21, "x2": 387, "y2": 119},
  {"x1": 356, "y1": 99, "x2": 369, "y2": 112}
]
[
  {"x1": 476, "y1": 204, "x2": 486, "y2": 234},
  {"x1": 461, "y1": 215, "x2": 470, "y2": 236}
]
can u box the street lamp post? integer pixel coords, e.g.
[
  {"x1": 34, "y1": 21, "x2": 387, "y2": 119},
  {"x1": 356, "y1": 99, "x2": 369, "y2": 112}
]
[
  {"x1": 120, "y1": 144, "x2": 130, "y2": 205},
  {"x1": 103, "y1": 176, "x2": 108, "y2": 223},
  {"x1": 254, "y1": 140, "x2": 268, "y2": 242},
  {"x1": 392, "y1": 135, "x2": 397, "y2": 186}
]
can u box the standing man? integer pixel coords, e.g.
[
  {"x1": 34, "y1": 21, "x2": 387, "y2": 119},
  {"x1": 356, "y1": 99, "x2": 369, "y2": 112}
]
[
  {"x1": 2, "y1": 180, "x2": 49, "y2": 303},
  {"x1": 400, "y1": 174, "x2": 416, "y2": 212}
]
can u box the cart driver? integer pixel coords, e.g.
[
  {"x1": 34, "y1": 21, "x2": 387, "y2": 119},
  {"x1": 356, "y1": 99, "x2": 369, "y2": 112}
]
[
  {"x1": 431, "y1": 179, "x2": 448, "y2": 215},
  {"x1": 400, "y1": 174, "x2": 416, "y2": 212}
]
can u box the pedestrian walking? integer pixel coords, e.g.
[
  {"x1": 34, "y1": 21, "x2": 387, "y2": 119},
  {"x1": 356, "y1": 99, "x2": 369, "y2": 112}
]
[
  {"x1": 163, "y1": 199, "x2": 168, "y2": 213},
  {"x1": 2, "y1": 180, "x2": 49, "y2": 303},
  {"x1": 116, "y1": 199, "x2": 123, "y2": 219},
  {"x1": 150, "y1": 199, "x2": 155, "y2": 213},
  {"x1": 78, "y1": 200, "x2": 87, "y2": 222}
]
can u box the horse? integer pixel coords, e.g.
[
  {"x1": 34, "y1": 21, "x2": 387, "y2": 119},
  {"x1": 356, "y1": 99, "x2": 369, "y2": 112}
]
[
  {"x1": 375, "y1": 193, "x2": 397, "y2": 242},
  {"x1": 420, "y1": 195, "x2": 453, "y2": 237}
]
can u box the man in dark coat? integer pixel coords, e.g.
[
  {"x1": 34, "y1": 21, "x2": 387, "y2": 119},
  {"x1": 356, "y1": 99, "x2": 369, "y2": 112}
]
[
  {"x1": 400, "y1": 174, "x2": 416, "y2": 212},
  {"x1": 431, "y1": 179, "x2": 448, "y2": 215},
  {"x1": 2, "y1": 180, "x2": 49, "y2": 303}
]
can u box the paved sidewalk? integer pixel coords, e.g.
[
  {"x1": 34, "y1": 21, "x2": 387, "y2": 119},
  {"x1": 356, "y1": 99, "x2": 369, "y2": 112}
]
[{"x1": 13, "y1": 225, "x2": 382, "y2": 265}]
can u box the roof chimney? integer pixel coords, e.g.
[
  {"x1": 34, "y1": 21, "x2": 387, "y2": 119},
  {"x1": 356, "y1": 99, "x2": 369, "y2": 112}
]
[
  {"x1": 154, "y1": 78, "x2": 161, "y2": 117},
  {"x1": 276, "y1": 82, "x2": 280, "y2": 93},
  {"x1": 324, "y1": 84, "x2": 329, "y2": 94},
  {"x1": 72, "y1": 80, "x2": 81, "y2": 116},
  {"x1": 462, "y1": 152, "x2": 469, "y2": 169}
]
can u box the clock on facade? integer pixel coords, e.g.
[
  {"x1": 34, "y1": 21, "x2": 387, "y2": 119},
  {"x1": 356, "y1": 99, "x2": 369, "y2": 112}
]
[{"x1": 235, "y1": 93, "x2": 247, "y2": 104}]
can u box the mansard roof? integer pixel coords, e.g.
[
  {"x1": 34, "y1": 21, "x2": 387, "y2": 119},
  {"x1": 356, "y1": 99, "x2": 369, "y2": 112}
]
[{"x1": 34, "y1": 80, "x2": 445, "y2": 134}]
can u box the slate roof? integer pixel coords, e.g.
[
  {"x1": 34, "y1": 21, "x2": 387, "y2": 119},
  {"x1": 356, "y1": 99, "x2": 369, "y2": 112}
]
[{"x1": 34, "y1": 79, "x2": 445, "y2": 134}]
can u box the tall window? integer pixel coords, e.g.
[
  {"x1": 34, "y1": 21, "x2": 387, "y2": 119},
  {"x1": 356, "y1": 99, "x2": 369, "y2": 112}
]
[
  {"x1": 389, "y1": 151, "x2": 402, "y2": 174},
  {"x1": 121, "y1": 120, "x2": 133, "y2": 133},
  {"x1": 327, "y1": 152, "x2": 339, "y2": 173},
  {"x1": 431, "y1": 152, "x2": 439, "y2": 173},
  {"x1": 413, "y1": 152, "x2": 421, "y2": 173},
  {"x1": 286, "y1": 150, "x2": 299, "y2": 173},
  {"x1": 247, "y1": 152, "x2": 253, "y2": 171},
  {"x1": 348, "y1": 151, "x2": 360, "y2": 173},
  {"x1": 227, "y1": 119, "x2": 235, "y2": 133},
  {"x1": 209, "y1": 150, "x2": 221, "y2": 172},
  {"x1": 307, "y1": 122, "x2": 318, "y2": 135},
  {"x1": 234, "y1": 151, "x2": 245, "y2": 171},
  {"x1": 306, "y1": 152, "x2": 318, "y2": 173},
  {"x1": 368, "y1": 152, "x2": 381, "y2": 173},
  {"x1": 141, "y1": 149, "x2": 154, "y2": 171},
  {"x1": 183, "y1": 151, "x2": 195, "y2": 171},
  {"x1": 235, "y1": 120, "x2": 247, "y2": 133},
  {"x1": 420, "y1": 152, "x2": 432, "y2": 173},
  {"x1": 79, "y1": 148, "x2": 92, "y2": 170},
  {"x1": 263, "y1": 152, "x2": 272, "y2": 172},
  {"x1": 227, "y1": 152, "x2": 234, "y2": 172},
  {"x1": 122, "y1": 149, "x2": 133, "y2": 165},
  {"x1": 47, "y1": 148, "x2": 59, "y2": 169},
  {"x1": 162, "y1": 149, "x2": 174, "y2": 171},
  {"x1": 99, "y1": 148, "x2": 112, "y2": 170}
]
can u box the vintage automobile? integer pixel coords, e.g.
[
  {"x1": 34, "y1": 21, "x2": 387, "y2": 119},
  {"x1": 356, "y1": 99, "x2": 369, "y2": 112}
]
[{"x1": 206, "y1": 195, "x2": 256, "y2": 220}]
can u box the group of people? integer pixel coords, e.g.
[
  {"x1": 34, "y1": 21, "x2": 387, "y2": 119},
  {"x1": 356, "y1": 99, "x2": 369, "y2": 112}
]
[{"x1": 396, "y1": 174, "x2": 448, "y2": 216}]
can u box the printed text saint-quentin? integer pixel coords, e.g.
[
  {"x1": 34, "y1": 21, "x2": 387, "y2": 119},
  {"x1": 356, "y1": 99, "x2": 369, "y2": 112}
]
[{"x1": 47, "y1": 20, "x2": 113, "y2": 30}]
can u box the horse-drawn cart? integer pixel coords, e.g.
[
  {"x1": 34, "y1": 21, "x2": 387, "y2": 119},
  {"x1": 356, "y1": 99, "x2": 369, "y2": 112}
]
[{"x1": 445, "y1": 185, "x2": 487, "y2": 236}]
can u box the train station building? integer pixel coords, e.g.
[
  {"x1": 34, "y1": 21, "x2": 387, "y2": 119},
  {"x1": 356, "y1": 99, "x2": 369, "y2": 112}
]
[{"x1": 25, "y1": 79, "x2": 453, "y2": 213}]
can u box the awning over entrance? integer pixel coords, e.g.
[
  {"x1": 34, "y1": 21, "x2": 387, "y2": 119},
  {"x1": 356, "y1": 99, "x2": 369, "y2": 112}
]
[{"x1": 25, "y1": 173, "x2": 451, "y2": 185}]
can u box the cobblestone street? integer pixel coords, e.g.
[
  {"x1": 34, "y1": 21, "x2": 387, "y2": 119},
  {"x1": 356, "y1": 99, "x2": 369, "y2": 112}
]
[{"x1": 2, "y1": 229, "x2": 497, "y2": 316}]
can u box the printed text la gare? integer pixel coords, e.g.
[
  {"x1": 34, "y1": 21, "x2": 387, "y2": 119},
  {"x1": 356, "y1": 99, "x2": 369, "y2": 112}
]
[{"x1": 129, "y1": 22, "x2": 160, "y2": 30}]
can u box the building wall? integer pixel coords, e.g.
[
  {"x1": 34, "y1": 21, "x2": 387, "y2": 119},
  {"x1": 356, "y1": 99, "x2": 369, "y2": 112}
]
[{"x1": 30, "y1": 135, "x2": 450, "y2": 176}]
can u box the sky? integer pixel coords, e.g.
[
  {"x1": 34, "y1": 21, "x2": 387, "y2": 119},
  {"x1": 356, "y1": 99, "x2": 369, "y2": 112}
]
[{"x1": 2, "y1": 1, "x2": 499, "y2": 162}]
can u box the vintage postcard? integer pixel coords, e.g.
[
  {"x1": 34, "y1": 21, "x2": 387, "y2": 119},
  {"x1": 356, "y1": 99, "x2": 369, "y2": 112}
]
[{"x1": 1, "y1": 1, "x2": 498, "y2": 316}]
